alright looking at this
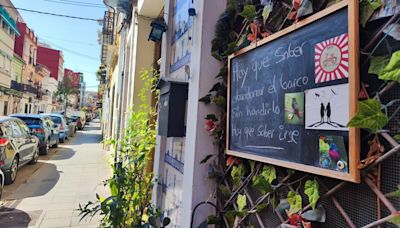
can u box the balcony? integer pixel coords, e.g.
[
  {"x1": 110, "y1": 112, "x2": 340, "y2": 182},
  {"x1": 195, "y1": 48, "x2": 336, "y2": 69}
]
[
  {"x1": 104, "y1": 0, "x2": 131, "y2": 15},
  {"x1": 24, "y1": 84, "x2": 37, "y2": 94},
  {"x1": 10, "y1": 80, "x2": 39, "y2": 95},
  {"x1": 11, "y1": 80, "x2": 23, "y2": 91}
]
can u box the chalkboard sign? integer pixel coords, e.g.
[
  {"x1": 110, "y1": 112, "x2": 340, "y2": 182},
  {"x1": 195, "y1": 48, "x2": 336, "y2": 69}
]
[{"x1": 227, "y1": 1, "x2": 360, "y2": 182}]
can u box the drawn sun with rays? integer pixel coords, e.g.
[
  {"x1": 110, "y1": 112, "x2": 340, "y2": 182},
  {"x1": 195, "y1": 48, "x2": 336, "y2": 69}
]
[{"x1": 314, "y1": 33, "x2": 349, "y2": 84}]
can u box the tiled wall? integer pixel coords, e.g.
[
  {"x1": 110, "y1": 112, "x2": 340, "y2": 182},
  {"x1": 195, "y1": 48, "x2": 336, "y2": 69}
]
[{"x1": 162, "y1": 137, "x2": 185, "y2": 227}]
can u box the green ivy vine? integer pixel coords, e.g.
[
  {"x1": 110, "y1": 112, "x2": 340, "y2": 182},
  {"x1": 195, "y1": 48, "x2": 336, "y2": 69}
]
[{"x1": 78, "y1": 69, "x2": 170, "y2": 228}]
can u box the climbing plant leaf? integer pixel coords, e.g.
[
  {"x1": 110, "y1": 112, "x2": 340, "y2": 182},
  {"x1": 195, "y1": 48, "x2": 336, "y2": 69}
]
[
  {"x1": 200, "y1": 154, "x2": 213, "y2": 164},
  {"x1": 262, "y1": 3, "x2": 273, "y2": 24},
  {"x1": 386, "y1": 185, "x2": 400, "y2": 198},
  {"x1": 360, "y1": 0, "x2": 381, "y2": 28},
  {"x1": 261, "y1": 165, "x2": 276, "y2": 184},
  {"x1": 287, "y1": 191, "x2": 302, "y2": 215},
  {"x1": 237, "y1": 194, "x2": 247, "y2": 211},
  {"x1": 199, "y1": 94, "x2": 211, "y2": 104},
  {"x1": 240, "y1": 5, "x2": 256, "y2": 21},
  {"x1": 219, "y1": 185, "x2": 231, "y2": 197},
  {"x1": 347, "y1": 99, "x2": 388, "y2": 133},
  {"x1": 388, "y1": 213, "x2": 400, "y2": 226},
  {"x1": 252, "y1": 174, "x2": 273, "y2": 194},
  {"x1": 368, "y1": 56, "x2": 389, "y2": 75},
  {"x1": 304, "y1": 179, "x2": 320, "y2": 210},
  {"x1": 379, "y1": 50, "x2": 400, "y2": 82},
  {"x1": 212, "y1": 95, "x2": 226, "y2": 107},
  {"x1": 231, "y1": 164, "x2": 244, "y2": 188},
  {"x1": 394, "y1": 135, "x2": 400, "y2": 143}
]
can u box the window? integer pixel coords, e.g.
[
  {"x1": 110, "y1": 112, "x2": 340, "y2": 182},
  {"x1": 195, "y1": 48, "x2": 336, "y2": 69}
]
[
  {"x1": 44, "y1": 119, "x2": 52, "y2": 128},
  {"x1": 1, "y1": 122, "x2": 13, "y2": 136},
  {"x1": 1, "y1": 20, "x2": 6, "y2": 30},
  {"x1": 33, "y1": 49, "x2": 36, "y2": 65},
  {"x1": 29, "y1": 46, "x2": 33, "y2": 64},
  {"x1": 3, "y1": 101, "x2": 8, "y2": 116},
  {"x1": 47, "y1": 119, "x2": 55, "y2": 128},
  {"x1": 3, "y1": 23, "x2": 9, "y2": 34},
  {"x1": 50, "y1": 116, "x2": 61, "y2": 124},
  {"x1": 18, "y1": 117, "x2": 42, "y2": 126},
  {"x1": 9, "y1": 120, "x2": 22, "y2": 137},
  {"x1": 17, "y1": 120, "x2": 30, "y2": 135}
]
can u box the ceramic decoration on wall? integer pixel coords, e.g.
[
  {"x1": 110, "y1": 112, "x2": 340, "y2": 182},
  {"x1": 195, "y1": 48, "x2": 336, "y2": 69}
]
[
  {"x1": 305, "y1": 83, "x2": 349, "y2": 131},
  {"x1": 314, "y1": 33, "x2": 349, "y2": 84},
  {"x1": 284, "y1": 92, "x2": 305, "y2": 125},
  {"x1": 170, "y1": 0, "x2": 192, "y2": 73},
  {"x1": 319, "y1": 135, "x2": 348, "y2": 173}
]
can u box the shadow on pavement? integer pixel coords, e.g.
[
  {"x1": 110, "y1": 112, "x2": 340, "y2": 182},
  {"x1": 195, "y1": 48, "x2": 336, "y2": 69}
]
[
  {"x1": 0, "y1": 208, "x2": 39, "y2": 227},
  {"x1": 80, "y1": 125, "x2": 100, "y2": 131},
  {"x1": 49, "y1": 148, "x2": 76, "y2": 160},
  {"x1": 66, "y1": 130, "x2": 102, "y2": 146},
  {"x1": 3, "y1": 162, "x2": 60, "y2": 200}
]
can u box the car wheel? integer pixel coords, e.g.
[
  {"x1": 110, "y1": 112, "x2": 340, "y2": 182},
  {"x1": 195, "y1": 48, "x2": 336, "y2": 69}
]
[
  {"x1": 52, "y1": 139, "x2": 59, "y2": 148},
  {"x1": 40, "y1": 140, "x2": 49, "y2": 155},
  {"x1": 29, "y1": 147, "x2": 39, "y2": 164},
  {"x1": 5, "y1": 157, "x2": 18, "y2": 185}
]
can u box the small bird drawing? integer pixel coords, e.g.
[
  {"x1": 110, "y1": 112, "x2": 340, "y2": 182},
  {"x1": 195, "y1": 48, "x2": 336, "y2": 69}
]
[{"x1": 291, "y1": 97, "x2": 302, "y2": 119}]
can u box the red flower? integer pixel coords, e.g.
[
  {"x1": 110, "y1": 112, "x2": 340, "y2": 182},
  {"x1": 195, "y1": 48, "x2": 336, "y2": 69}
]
[
  {"x1": 226, "y1": 156, "x2": 242, "y2": 166},
  {"x1": 288, "y1": 213, "x2": 303, "y2": 226},
  {"x1": 205, "y1": 119, "x2": 216, "y2": 132},
  {"x1": 288, "y1": 0, "x2": 301, "y2": 20}
]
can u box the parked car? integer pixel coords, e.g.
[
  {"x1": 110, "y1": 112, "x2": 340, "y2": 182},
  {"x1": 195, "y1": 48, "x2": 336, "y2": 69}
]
[
  {"x1": 0, "y1": 169, "x2": 4, "y2": 199},
  {"x1": 65, "y1": 117, "x2": 77, "y2": 137},
  {"x1": 0, "y1": 117, "x2": 39, "y2": 184},
  {"x1": 10, "y1": 114, "x2": 59, "y2": 155},
  {"x1": 41, "y1": 114, "x2": 69, "y2": 143},
  {"x1": 86, "y1": 113, "x2": 92, "y2": 122},
  {"x1": 70, "y1": 116, "x2": 83, "y2": 131},
  {"x1": 71, "y1": 111, "x2": 86, "y2": 130}
]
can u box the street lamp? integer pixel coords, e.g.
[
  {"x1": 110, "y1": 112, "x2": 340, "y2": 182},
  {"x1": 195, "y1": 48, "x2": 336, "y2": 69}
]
[{"x1": 148, "y1": 18, "x2": 167, "y2": 42}]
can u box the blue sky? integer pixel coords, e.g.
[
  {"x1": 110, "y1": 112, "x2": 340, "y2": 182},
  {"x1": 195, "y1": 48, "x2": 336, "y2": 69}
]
[{"x1": 11, "y1": 0, "x2": 105, "y2": 91}]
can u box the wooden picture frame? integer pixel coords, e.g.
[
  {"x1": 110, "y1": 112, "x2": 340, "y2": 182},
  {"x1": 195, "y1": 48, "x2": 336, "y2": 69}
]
[{"x1": 226, "y1": 0, "x2": 360, "y2": 183}]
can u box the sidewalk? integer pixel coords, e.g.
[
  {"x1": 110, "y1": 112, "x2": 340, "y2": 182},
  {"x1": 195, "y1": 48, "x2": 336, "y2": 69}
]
[{"x1": 0, "y1": 121, "x2": 112, "y2": 228}]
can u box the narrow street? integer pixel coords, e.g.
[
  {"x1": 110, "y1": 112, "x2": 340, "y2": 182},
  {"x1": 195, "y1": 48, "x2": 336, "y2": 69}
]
[{"x1": 0, "y1": 120, "x2": 112, "y2": 228}]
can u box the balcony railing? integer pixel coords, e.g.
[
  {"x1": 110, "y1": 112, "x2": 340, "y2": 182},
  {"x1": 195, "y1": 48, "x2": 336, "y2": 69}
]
[
  {"x1": 10, "y1": 80, "x2": 23, "y2": 91},
  {"x1": 10, "y1": 80, "x2": 42, "y2": 98},
  {"x1": 24, "y1": 84, "x2": 37, "y2": 94}
]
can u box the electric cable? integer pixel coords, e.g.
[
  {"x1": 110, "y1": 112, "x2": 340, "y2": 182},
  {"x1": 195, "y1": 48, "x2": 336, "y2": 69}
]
[
  {"x1": 38, "y1": 35, "x2": 98, "y2": 46},
  {"x1": 42, "y1": 0, "x2": 106, "y2": 8},
  {"x1": 39, "y1": 38, "x2": 100, "y2": 62},
  {"x1": 44, "y1": 0, "x2": 104, "y2": 6},
  {"x1": 0, "y1": 4, "x2": 102, "y2": 22}
]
